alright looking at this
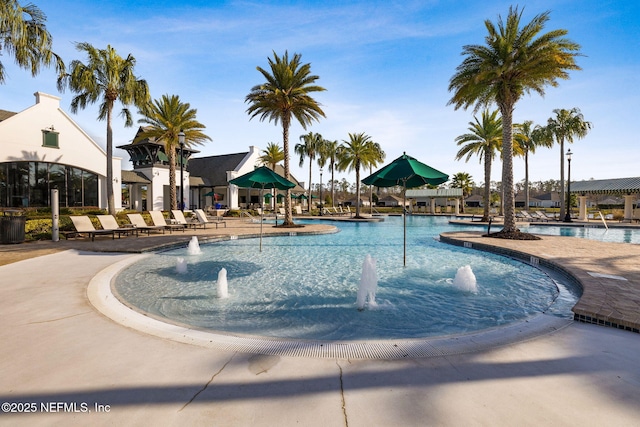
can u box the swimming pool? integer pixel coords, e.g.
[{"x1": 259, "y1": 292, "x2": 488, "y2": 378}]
[
  {"x1": 523, "y1": 223, "x2": 640, "y2": 244},
  {"x1": 114, "y1": 216, "x2": 578, "y2": 341}
]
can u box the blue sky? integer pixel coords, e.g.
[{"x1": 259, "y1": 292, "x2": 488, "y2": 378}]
[{"x1": 2, "y1": 0, "x2": 638, "y2": 188}]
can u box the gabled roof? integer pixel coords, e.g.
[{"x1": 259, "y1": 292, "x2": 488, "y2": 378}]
[
  {"x1": 187, "y1": 152, "x2": 250, "y2": 187},
  {"x1": 570, "y1": 177, "x2": 640, "y2": 194}
]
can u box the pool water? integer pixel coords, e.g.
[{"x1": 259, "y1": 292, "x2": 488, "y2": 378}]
[{"x1": 114, "y1": 216, "x2": 576, "y2": 341}]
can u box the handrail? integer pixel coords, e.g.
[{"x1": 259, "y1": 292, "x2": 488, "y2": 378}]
[{"x1": 598, "y1": 211, "x2": 609, "y2": 230}]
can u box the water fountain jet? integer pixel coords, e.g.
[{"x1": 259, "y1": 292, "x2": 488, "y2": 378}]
[
  {"x1": 187, "y1": 236, "x2": 202, "y2": 255},
  {"x1": 217, "y1": 268, "x2": 229, "y2": 299},
  {"x1": 452, "y1": 265, "x2": 477, "y2": 293},
  {"x1": 176, "y1": 257, "x2": 187, "y2": 274},
  {"x1": 356, "y1": 254, "x2": 378, "y2": 310}
]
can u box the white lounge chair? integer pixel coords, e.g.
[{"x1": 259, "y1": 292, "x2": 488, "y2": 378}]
[
  {"x1": 172, "y1": 210, "x2": 206, "y2": 229},
  {"x1": 149, "y1": 210, "x2": 186, "y2": 233},
  {"x1": 127, "y1": 213, "x2": 165, "y2": 235},
  {"x1": 96, "y1": 214, "x2": 137, "y2": 237},
  {"x1": 195, "y1": 209, "x2": 226, "y2": 228},
  {"x1": 69, "y1": 216, "x2": 116, "y2": 241}
]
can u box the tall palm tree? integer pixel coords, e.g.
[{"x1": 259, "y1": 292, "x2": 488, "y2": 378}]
[
  {"x1": 0, "y1": 0, "x2": 64, "y2": 84},
  {"x1": 448, "y1": 6, "x2": 582, "y2": 236},
  {"x1": 513, "y1": 121, "x2": 553, "y2": 209},
  {"x1": 365, "y1": 140, "x2": 385, "y2": 214},
  {"x1": 245, "y1": 51, "x2": 326, "y2": 226},
  {"x1": 318, "y1": 139, "x2": 339, "y2": 206},
  {"x1": 59, "y1": 43, "x2": 150, "y2": 215},
  {"x1": 455, "y1": 110, "x2": 502, "y2": 221},
  {"x1": 451, "y1": 172, "x2": 474, "y2": 212},
  {"x1": 295, "y1": 132, "x2": 323, "y2": 212},
  {"x1": 336, "y1": 133, "x2": 377, "y2": 218},
  {"x1": 259, "y1": 142, "x2": 285, "y2": 210},
  {"x1": 544, "y1": 107, "x2": 592, "y2": 218},
  {"x1": 135, "y1": 94, "x2": 211, "y2": 210}
]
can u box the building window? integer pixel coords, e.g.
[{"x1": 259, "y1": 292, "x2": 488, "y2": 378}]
[
  {"x1": 42, "y1": 130, "x2": 59, "y2": 148},
  {"x1": 0, "y1": 161, "x2": 98, "y2": 208}
]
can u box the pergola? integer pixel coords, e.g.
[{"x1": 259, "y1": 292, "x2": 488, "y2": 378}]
[{"x1": 570, "y1": 177, "x2": 640, "y2": 221}]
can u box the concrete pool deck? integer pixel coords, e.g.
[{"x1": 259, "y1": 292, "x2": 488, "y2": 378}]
[{"x1": 0, "y1": 217, "x2": 639, "y2": 426}]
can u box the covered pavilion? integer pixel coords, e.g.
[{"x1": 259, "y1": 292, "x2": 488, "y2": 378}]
[{"x1": 571, "y1": 177, "x2": 640, "y2": 221}]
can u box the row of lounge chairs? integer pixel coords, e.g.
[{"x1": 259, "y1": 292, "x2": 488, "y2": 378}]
[
  {"x1": 321, "y1": 206, "x2": 353, "y2": 216},
  {"x1": 515, "y1": 210, "x2": 558, "y2": 222},
  {"x1": 67, "y1": 209, "x2": 226, "y2": 240}
]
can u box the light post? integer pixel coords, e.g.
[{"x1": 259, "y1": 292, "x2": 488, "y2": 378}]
[
  {"x1": 563, "y1": 148, "x2": 572, "y2": 222},
  {"x1": 319, "y1": 168, "x2": 323, "y2": 216},
  {"x1": 178, "y1": 130, "x2": 185, "y2": 211}
]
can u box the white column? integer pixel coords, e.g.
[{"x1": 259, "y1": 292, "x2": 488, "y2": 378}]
[
  {"x1": 578, "y1": 196, "x2": 588, "y2": 220},
  {"x1": 454, "y1": 198, "x2": 460, "y2": 215},
  {"x1": 624, "y1": 194, "x2": 634, "y2": 220},
  {"x1": 430, "y1": 198, "x2": 436, "y2": 214}
]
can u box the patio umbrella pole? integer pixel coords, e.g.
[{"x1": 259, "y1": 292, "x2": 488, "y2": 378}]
[
  {"x1": 403, "y1": 181, "x2": 407, "y2": 267},
  {"x1": 260, "y1": 187, "x2": 264, "y2": 252}
]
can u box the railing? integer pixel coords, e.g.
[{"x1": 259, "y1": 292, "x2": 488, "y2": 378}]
[{"x1": 597, "y1": 211, "x2": 609, "y2": 230}]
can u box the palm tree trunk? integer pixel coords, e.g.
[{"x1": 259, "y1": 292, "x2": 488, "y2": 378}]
[
  {"x1": 500, "y1": 105, "x2": 517, "y2": 233},
  {"x1": 559, "y1": 138, "x2": 565, "y2": 219},
  {"x1": 308, "y1": 164, "x2": 312, "y2": 213},
  {"x1": 330, "y1": 161, "x2": 335, "y2": 207},
  {"x1": 168, "y1": 144, "x2": 177, "y2": 210},
  {"x1": 106, "y1": 108, "x2": 115, "y2": 215},
  {"x1": 282, "y1": 117, "x2": 293, "y2": 226},
  {"x1": 355, "y1": 164, "x2": 361, "y2": 217},
  {"x1": 482, "y1": 151, "x2": 491, "y2": 222},
  {"x1": 524, "y1": 150, "x2": 530, "y2": 210}
]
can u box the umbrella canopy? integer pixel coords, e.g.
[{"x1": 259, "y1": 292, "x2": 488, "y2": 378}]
[
  {"x1": 229, "y1": 166, "x2": 296, "y2": 252},
  {"x1": 229, "y1": 166, "x2": 296, "y2": 190},
  {"x1": 362, "y1": 152, "x2": 449, "y2": 266},
  {"x1": 362, "y1": 152, "x2": 448, "y2": 188}
]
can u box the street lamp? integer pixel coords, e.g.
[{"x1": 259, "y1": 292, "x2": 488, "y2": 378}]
[
  {"x1": 563, "y1": 148, "x2": 572, "y2": 222},
  {"x1": 319, "y1": 168, "x2": 323, "y2": 216},
  {"x1": 178, "y1": 130, "x2": 185, "y2": 211}
]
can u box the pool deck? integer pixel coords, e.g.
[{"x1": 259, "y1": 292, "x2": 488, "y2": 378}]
[{"x1": 0, "y1": 217, "x2": 639, "y2": 426}]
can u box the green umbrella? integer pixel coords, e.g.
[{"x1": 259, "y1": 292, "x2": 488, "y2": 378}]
[
  {"x1": 229, "y1": 166, "x2": 296, "y2": 251},
  {"x1": 362, "y1": 152, "x2": 448, "y2": 266}
]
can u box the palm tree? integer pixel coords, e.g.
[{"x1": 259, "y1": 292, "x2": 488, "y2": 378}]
[
  {"x1": 59, "y1": 43, "x2": 150, "y2": 215},
  {"x1": 295, "y1": 132, "x2": 323, "y2": 212},
  {"x1": 336, "y1": 133, "x2": 377, "y2": 218},
  {"x1": 245, "y1": 51, "x2": 326, "y2": 226},
  {"x1": 451, "y1": 172, "x2": 474, "y2": 212},
  {"x1": 513, "y1": 121, "x2": 553, "y2": 209},
  {"x1": 318, "y1": 139, "x2": 339, "y2": 206},
  {"x1": 135, "y1": 94, "x2": 211, "y2": 210},
  {"x1": 0, "y1": 0, "x2": 64, "y2": 84},
  {"x1": 455, "y1": 110, "x2": 502, "y2": 221},
  {"x1": 448, "y1": 6, "x2": 582, "y2": 236},
  {"x1": 365, "y1": 140, "x2": 385, "y2": 214},
  {"x1": 259, "y1": 142, "x2": 285, "y2": 171},
  {"x1": 544, "y1": 108, "x2": 592, "y2": 219},
  {"x1": 259, "y1": 142, "x2": 285, "y2": 210}
]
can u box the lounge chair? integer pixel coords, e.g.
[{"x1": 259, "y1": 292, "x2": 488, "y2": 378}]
[
  {"x1": 195, "y1": 209, "x2": 226, "y2": 228},
  {"x1": 127, "y1": 213, "x2": 165, "y2": 235},
  {"x1": 96, "y1": 214, "x2": 137, "y2": 237},
  {"x1": 69, "y1": 215, "x2": 116, "y2": 241},
  {"x1": 240, "y1": 210, "x2": 261, "y2": 223},
  {"x1": 149, "y1": 210, "x2": 186, "y2": 233},
  {"x1": 534, "y1": 211, "x2": 551, "y2": 222},
  {"x1": 294, "y1": 205, "x2": 303, "y2": 215},
  {"x1": 172, "y1": 210, "x2": 206, "y2": 229}
]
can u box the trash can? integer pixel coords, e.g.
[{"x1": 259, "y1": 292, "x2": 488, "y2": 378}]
[{"x1": 1, "y1": 210, "x2": 26, "y2": 244}]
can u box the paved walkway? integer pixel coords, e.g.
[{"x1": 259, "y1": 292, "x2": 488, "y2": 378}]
[{"x1": 0, "y1": 217, "x2": 639, "y2": 426}]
